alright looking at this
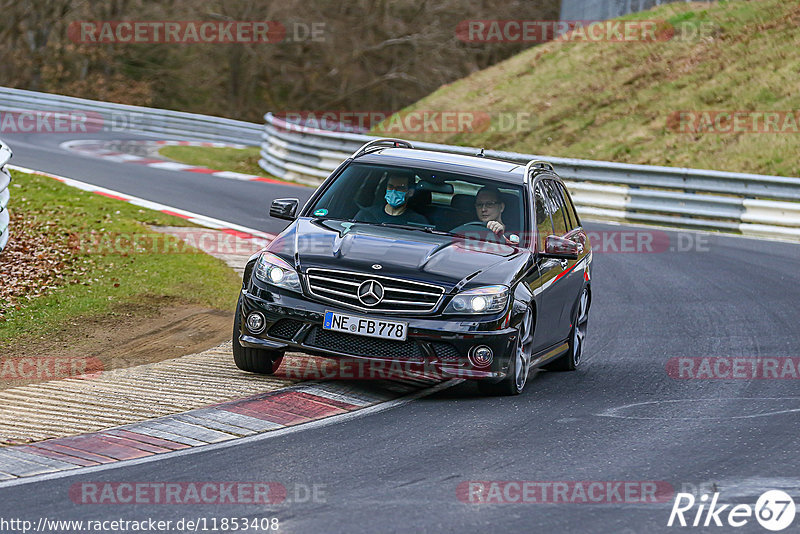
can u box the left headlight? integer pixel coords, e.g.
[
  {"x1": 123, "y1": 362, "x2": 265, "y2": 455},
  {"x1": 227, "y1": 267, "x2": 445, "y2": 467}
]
[
  {"x1": 254, "y1": 252, "x2": 302, "y2": 293},
  {"x1": 443, "y1": 285, "x2": 509, "y2": 315}
]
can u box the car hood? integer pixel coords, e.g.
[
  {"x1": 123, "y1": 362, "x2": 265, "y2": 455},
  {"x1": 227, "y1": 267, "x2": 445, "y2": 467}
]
[{"x1": 266, "y1": 218, "x2": 527, "y2": 288}]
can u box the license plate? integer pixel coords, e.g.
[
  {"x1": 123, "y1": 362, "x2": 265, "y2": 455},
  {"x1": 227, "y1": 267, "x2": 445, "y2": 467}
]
[{"x1": 323, "y1": 311, "x2": 408, "y2": 342}]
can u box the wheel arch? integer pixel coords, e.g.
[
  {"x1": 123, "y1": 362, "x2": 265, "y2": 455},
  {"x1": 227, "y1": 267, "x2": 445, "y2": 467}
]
[{"x1": 511, "y1": 282, "x2": 536, "y2": 332}]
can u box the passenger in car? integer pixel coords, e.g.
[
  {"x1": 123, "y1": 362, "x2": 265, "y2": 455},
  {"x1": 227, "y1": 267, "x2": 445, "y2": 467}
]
[{"x1": 355, "y1": 172, "x2": 430, "y2": 225}]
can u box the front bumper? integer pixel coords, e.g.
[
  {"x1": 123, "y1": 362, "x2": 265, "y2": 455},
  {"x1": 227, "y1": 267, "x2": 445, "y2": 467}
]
[{"x1": 238, "y1": 286, "x2": 518, "y2": 381}]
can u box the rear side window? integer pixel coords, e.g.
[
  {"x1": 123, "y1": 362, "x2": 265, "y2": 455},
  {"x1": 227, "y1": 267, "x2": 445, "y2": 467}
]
[
  {"x1": 543, "y1": 180, "x2": 568, "y2": 236},
  {"x1": 557, "y1": 182, "x2": 581, "y2": 230}
]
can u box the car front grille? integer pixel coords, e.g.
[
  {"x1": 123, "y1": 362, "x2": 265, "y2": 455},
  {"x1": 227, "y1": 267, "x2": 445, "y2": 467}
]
[
  {"x1": 305, "y1": 268, "x2": 444, "y2": 314},
  {"x1": 306, "y1": 327, "x2": 425, "y2": 360},
  {"x1": 268, "y1": 319, "x2": 305, "y2": 340}
]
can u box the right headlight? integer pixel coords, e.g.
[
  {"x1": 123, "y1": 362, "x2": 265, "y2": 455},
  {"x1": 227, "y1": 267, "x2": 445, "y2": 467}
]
[
  {"x1": 443, "y1": 285, "x2": 509, "y2": 315},
  {"x1": 253, "y1": 252, "x2": 302, "y2": 293}
]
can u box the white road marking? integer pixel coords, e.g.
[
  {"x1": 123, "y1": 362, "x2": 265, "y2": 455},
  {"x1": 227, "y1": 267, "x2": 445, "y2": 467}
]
[{"x1": 597, "y1": 397, "x2": 800, "y2": 420}]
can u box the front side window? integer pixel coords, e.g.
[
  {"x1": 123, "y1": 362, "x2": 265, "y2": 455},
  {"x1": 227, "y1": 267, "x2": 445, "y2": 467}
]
[
  {"x1": 542, "y1": 180, "x2": 569, "y2": 236},
  {"x1": 534, "y1": 184, "x2": 554, "y2": 252}
]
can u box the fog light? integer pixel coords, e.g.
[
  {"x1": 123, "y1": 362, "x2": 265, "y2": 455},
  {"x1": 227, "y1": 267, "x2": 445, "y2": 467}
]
[
  {"x1": 469, "y1": 345, "x2": 493, "y2": 367},
  {"x1": 246, "y1": 312, "x2": 266, "y2": 334}
]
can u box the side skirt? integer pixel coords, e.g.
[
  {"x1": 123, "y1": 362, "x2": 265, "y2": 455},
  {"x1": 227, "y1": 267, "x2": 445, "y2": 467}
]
[{"x1": 529, "y1": 340, "x2": 569, "y2": 369}]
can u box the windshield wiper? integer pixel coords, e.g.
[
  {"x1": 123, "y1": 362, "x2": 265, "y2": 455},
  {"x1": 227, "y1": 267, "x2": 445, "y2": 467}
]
[
  {"x1": 310, "y1": 216, "x2": 350, "y2": 223},
  {"x1": 375, "y1": 222, "x2": 453, "y2": 236}
]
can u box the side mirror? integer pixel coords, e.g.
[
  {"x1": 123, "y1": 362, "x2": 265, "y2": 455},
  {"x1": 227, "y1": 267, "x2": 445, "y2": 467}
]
[
  {"x1": 269, "y1": 198, "x2": 299, "y2": 220},
  {"x1": 541, "y1": 235, "x2": 579, "y2": 260}
]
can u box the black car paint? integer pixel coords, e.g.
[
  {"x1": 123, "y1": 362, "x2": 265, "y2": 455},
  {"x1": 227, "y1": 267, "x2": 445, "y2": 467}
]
[{"x1": 237, "y1": 148, "x2": 592, "y2": 382}]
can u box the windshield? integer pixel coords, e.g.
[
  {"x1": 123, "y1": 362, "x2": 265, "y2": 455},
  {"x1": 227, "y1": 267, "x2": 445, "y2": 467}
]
[{"x1": 306, "y1": 163, "x2": 528, "y2": 244}]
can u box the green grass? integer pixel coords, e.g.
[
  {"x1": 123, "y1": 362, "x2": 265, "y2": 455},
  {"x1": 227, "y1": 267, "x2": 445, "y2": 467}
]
[
  {"x1": 0, "y1": 171, "x2": 241, "y2": 345},
  {"x1": 159, "y1": 145, "x2": 266, "y2": 177},
  {"x1": 381, "y1": 0, "x2": 800, "y2": 177}
]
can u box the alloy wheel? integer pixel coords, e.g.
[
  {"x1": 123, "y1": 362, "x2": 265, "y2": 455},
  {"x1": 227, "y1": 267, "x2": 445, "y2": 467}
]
[{"x1": 572, "y1": 289, "x2": 589, "y2": 367}]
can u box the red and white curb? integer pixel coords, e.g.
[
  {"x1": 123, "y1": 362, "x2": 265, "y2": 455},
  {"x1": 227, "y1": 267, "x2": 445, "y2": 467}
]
[
  {"x1": 7, "y1": 164, "x2": 276, "y2": 243},
  {"x1": 60, "y1": 139, "x2": 287, "y2": 185},
  {"x1": 0, "y1": 378, "x2": 454, "y2": 482}
]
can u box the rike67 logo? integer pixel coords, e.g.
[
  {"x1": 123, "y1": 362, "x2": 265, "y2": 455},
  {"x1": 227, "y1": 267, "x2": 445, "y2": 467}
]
[{"x1": 668, "y1": 490, "x2": 796, "y2": 531}]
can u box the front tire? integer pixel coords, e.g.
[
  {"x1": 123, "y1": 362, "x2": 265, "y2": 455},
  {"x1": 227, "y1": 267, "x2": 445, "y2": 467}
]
[
  {"x1": 478, "y1": 307, "x2": 534, "y2": 396},
  {"x1": 233, "y1": 299, "x2": 284, "y2": 374}
]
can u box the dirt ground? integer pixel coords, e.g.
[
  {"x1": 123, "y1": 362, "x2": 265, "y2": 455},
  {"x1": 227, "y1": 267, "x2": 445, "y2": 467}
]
[{"x1": 0, "y1": 296, "x2": 233, "y2": 391}]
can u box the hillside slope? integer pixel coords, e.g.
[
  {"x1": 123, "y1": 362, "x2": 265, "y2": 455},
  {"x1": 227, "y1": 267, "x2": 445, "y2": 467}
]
[{"x1": 387, "y1": 0, "x2": 800, "y2": 177}]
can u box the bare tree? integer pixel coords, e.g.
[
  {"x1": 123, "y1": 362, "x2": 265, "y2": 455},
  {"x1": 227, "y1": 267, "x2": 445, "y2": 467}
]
[{"x1": 0, "y1": 0, "x2": 560, "y2": 121}]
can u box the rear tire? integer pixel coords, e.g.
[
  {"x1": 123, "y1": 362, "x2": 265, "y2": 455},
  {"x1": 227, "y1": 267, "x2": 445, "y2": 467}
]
[
  {"x1": 233, "y1": 299, "x2": 284, "y2": 374},
  {"x1": 545, "y1": 288, "x2": 589, "y2": 372}
]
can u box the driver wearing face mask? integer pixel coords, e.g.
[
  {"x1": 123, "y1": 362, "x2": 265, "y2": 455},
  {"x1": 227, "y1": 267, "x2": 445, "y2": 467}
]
[{"x1": 355, "y1": 172, "x2": 430, "y2": 225}]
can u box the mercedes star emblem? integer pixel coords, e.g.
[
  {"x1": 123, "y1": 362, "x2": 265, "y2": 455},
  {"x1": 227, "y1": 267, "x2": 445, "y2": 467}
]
[{"x1": 357, "y1": 280, "x2": 384, "y2": 306}]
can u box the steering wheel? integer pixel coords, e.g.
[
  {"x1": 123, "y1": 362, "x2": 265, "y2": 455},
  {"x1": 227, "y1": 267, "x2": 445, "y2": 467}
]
[{"x1": 453, "y1": 221, "x2": 505, "y2": 243}]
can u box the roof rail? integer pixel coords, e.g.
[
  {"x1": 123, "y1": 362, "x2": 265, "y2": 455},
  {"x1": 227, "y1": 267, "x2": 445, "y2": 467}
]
[
  {"x1": 523, "y1": 160, "x2": 554, "y2": 184},
  {"x1": 351, "y1": 138, "x2": 414, "y2": 159}
]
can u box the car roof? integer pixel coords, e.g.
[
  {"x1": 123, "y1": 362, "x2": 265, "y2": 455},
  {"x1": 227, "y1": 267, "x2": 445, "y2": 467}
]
[{"x1": 356, "y1": 147, "x2": 528, "y2": 184}]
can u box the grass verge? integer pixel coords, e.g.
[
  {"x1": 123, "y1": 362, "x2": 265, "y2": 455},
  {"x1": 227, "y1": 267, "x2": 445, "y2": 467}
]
[
  {"x1": 382, "y1": 0, "x2": 800, "y2": 177},
  {"x1": 0, "y1": 170, "x2": 241, "y2": 347},
  {"x1": 159, "y1": 145, "x2": 267, "y2": 177}
]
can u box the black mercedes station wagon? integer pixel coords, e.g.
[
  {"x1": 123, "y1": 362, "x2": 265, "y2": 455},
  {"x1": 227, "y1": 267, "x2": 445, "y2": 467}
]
[{"x1": 233, "y1": 139, "x2": 592, "y2": 395}]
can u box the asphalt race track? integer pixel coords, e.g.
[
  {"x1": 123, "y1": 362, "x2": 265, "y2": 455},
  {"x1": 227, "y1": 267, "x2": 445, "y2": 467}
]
[
  {"x1": 5, "y1": 132, "x2": 316, "y2": 234},
  {"x1": 1, "y1": 133, "x2": 798, "y2": 533}
]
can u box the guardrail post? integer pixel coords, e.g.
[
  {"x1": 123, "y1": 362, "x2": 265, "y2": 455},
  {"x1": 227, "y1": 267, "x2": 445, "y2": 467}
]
[{"x1": 0, "y1": 140, "x2": 13, "y2": 254}]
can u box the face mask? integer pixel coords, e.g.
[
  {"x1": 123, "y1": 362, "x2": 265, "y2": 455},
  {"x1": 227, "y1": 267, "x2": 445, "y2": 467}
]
[{"x1": 385, "y1": 189, "x2": 407, "y2": 208}]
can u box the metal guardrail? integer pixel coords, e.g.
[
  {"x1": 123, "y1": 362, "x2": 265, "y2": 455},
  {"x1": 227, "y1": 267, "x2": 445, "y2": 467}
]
[
  {"x1": 0, "y1": 86, "x2": 797, "y2": 242},
  {"x1": 0, "y1": 87, "x2": 262, "y2": 146},
  {"x1": 259, "y1": 112, "x2": 800, "y2": 241},
  {"x1": 0, "y1": 140, "x2": 12, "y2": 254}
]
